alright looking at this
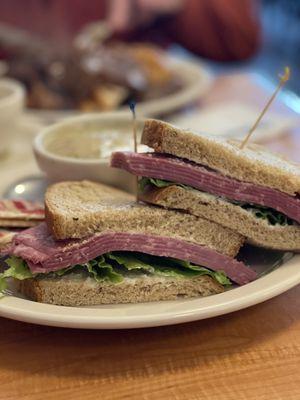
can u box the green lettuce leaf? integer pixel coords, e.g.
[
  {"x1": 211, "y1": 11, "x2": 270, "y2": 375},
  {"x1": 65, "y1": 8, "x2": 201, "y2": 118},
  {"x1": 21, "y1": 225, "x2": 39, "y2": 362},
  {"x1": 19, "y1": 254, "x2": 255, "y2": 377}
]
[
  {"x1": 107, "y1": 252, "x2": 191, "y2": 278},
  {"x1": 106, "y1": 252, "x2": 231, "y2": 285},
  {"x1": 138, "y1": 177, "x2": 189, "y2": 191},
  {"x1": 85, "y1": 256, "x2": 123, "y2": 283},
  {"x1": 239, "y1": 204, "x2": 293, "y2": 226},
  {"x1": 0, "y1": 279, "x2": 7, "y2": 295},
  {"x1": 0, "y1": 256, "x2": 34, "y2": 297},
  {"x1": 1, "y1": 251, "x2": 231, "y2": 298},
  {"x1": 107, "y1": 252, "x2": 156, "y2": 273},
  {"x1": 54, "y1": 266, "x2": 75, "y2": 276},
  {"x1": 170, "y1": 258, "x2": 231, "y2": 285},
  {"x1": 44, "y1": 257, "x2": 123, "y2": 283},
  {"x1": 209, "y1": 270, "x2": 232, "y2": 286}
]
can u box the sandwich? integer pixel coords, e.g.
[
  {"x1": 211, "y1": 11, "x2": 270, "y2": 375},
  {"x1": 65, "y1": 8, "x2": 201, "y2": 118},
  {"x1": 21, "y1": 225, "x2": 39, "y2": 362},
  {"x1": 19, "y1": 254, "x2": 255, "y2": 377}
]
[
  {"x1": 0, "y1": 181, "x2": 256, "y2": 305},
  {"x1": 111, "y1": 119, "x2": 300, "y2": 251}
]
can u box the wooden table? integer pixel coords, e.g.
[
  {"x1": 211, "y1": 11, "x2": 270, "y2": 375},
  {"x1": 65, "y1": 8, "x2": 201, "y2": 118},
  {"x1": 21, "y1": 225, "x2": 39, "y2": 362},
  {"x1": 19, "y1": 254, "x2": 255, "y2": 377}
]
[{"x1": 1, "y1": 74, "x2": 300, "y2": 400}]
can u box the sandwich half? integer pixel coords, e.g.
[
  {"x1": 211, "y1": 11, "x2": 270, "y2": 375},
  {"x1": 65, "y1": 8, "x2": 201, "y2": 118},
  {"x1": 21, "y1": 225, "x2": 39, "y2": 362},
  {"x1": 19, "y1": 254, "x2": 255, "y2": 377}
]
[
  {"x1": 0, "y1": 181, "x2": 255, "y2": 306},
  {"x1": 111, "y1": 119, "x2": 300, "y2": 251}
]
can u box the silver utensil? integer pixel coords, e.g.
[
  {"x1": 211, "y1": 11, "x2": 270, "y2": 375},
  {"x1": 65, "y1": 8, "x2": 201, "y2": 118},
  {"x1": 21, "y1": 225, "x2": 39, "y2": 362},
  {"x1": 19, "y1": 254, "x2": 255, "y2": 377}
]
[{"x1": 3, "y1": 175, "x2": 48, "y2": 202}]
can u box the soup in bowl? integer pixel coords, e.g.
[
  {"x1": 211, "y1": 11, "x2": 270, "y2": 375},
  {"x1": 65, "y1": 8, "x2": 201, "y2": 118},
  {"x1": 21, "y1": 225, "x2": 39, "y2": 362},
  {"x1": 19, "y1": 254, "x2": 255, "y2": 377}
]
[{"x1": 33, "y1": 112, "x2": 146, "y2": 192}]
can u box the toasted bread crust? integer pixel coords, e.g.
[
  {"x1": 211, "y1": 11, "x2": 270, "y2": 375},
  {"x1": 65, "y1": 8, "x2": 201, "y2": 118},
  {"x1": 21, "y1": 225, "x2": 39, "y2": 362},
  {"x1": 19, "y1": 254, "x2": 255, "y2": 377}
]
[
  {"x1": 45, "y1": 181, "x2": 244, "y2": 257},
  {"x1": 140, "y1": 185, "x2": 300, "y2": 251},
  {"x1": 141, "y1": 119, "x2": 300, "y2": 196},
  {"x1": 45, "y1": 180, "x2": 134, "y2": 239},
  {"x1": 18, "y1": 274, "x2": 224, "y2": 306}
]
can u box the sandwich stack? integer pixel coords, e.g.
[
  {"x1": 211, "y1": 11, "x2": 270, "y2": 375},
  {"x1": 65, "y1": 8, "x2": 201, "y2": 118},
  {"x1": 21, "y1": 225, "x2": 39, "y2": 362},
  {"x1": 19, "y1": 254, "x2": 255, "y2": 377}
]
[
  {"x1": 0, "y1": 180, "x2": 256, "y2": 305},
  {"x1": 112, "y1": 119, "x2": 300, "y2": 251}
]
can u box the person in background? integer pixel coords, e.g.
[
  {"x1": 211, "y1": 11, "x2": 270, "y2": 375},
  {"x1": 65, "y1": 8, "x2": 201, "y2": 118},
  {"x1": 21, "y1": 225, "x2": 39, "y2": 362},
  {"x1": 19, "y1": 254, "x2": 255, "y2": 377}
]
[
  {"x1": 0, "y1": 0, "x2": 260, "y2": 61},
  {"x1": 108, "y1": 0, "x2": 261, "y2": 61}
]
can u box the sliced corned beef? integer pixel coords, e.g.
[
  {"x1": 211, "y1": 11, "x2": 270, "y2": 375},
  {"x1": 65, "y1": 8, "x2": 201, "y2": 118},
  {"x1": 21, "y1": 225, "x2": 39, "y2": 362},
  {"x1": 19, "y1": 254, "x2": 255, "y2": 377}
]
[
  {"x1": 111, "y1": 152, "x2": 300, "y2": 224},
  {"x1": 5, "y1": 223, "x2": 256, "y2": 285}
]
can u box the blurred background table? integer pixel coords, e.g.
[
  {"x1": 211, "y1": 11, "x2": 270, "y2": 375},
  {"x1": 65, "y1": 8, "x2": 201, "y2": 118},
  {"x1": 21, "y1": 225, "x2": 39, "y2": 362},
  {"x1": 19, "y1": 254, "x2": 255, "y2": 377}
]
[{"x1": 0, "y1": 71, "x2": 300, "y2": 399}]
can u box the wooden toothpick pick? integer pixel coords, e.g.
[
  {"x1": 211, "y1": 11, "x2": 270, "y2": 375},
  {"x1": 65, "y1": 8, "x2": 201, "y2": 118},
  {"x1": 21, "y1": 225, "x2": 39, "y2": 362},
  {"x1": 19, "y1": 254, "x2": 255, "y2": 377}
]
[
  {"x1": 239, "y1": 66, "x2": 290, "y2": 149},
  {"x1": 129, "y1": 101, "x2": 138, "y2": 200}
]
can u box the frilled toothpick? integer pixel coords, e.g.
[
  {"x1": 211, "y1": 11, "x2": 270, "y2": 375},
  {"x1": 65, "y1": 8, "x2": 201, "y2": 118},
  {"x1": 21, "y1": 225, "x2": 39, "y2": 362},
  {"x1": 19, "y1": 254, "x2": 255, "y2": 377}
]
[{"x1": 239, "y1": 67, "x2": 290, "y2": 149}]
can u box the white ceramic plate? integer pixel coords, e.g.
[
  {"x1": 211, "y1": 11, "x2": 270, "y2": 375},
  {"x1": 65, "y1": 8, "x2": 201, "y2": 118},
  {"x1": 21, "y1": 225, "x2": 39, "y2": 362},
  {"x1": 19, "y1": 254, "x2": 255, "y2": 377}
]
[
  {"x1": 0, "y1": 250, "x2": 299, "y2": 329},
  {"x1": 27, "y1": 56, "x2": 213, "y2": 124}
]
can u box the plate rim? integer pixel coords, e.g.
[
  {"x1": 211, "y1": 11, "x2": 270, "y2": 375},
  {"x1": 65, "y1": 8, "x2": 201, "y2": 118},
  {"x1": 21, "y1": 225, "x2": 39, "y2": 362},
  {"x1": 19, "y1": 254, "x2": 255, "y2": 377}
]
[{"x1": 0, "y1": 254, "x2": 299, "y2": 329}]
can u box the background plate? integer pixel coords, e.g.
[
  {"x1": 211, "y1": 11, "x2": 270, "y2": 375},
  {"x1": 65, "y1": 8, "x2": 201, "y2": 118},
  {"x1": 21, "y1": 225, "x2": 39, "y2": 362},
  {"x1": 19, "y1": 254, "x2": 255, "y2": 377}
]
[{"x1": 26, "y1": 56, "x2": 213, "y2": 124}]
